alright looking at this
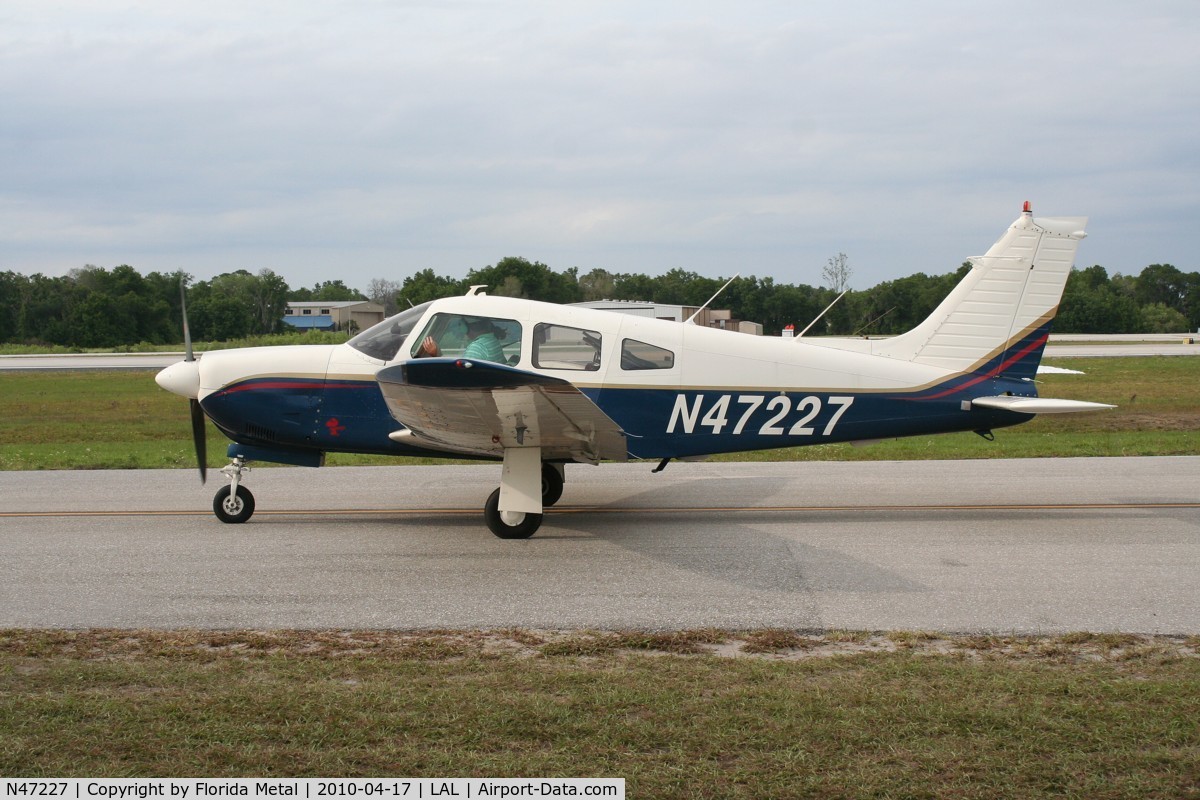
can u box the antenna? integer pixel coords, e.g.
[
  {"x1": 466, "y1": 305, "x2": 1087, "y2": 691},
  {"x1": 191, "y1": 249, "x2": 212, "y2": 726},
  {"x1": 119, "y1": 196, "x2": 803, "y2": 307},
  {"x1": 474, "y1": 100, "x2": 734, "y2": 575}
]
[
  {"x1": 851, "y1": 306, "x2": 895, "y2": 337},
  {"x1": 685, "y1": 273, "x2": 740, "y2": 325},
  {"x1": 795, "y1": 290, "x2": 847, "y2": 340}
]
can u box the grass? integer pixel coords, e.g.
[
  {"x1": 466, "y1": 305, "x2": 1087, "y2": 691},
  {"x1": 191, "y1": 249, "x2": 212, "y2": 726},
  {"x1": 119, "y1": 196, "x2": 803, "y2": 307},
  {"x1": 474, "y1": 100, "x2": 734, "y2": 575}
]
[
  {"x1": 2, "y1": 630, "x2": 1199, "y2": 796},
  {"x1": 0, "y1": 357, "x2": 1196, "y2": 470}
]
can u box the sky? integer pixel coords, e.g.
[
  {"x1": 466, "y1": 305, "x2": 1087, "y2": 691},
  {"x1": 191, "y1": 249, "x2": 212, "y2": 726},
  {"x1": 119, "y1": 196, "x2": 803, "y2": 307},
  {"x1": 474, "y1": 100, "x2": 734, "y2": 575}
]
[{"x1": 2, "y1": 1, "x2": 1198, "y2": 291}]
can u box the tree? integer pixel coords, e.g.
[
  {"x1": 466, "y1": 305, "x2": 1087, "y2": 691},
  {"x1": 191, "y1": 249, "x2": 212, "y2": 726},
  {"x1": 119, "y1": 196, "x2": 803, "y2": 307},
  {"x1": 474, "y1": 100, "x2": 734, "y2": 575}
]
[
  {"x1": 1183, "y1": 272, "x2": 1200, "y2": 331},
  {"x1": 184, "y1": 269, "x2": 291, "y2": 340},
  {"x1": 1141, "y1": 303, "x2": 1189, "y2": 333},
  {"x1": 854, "y1": 266, "x2": 965, "y2": 335},
  {"x1": 758, "y1": 280, "x2": 823, "y2": 336},
  {"x1": 291, "y1": 280, "x2": 365, "y2": 302},
  {"x1": 578, "y1": 268, "x2": 617, "y2": 301},
  {"x1": 3, "y1": 254, "x2": 1199, "y2": 347},
  {"x1": 250, "y1": 269, "x2": 290, "y2": 334},
  {"x1": 822, "y1": 252, "x2": 852, "y2": 293},
  {"x1": 611, "y1": 272, "x2": 657, "y2": 301},
  {"x1": 398, "y1": 269, "x2": 463, "y2": 306},
  {"x1": 1057, "y1": 266, "x2": 1143, "y2": 333},
  {"x1": 0, "y1": 271, "x2": 27, "y2": 342},
  {"x1": 465, "y1": 257, "x2": 582, "y2": 304},
  {"x1": 1135, "y1": 264, "x2": 1187, "y2": 311},
  {"x1": 366, "y1": 278, "x2": 405, "y2": 316}
]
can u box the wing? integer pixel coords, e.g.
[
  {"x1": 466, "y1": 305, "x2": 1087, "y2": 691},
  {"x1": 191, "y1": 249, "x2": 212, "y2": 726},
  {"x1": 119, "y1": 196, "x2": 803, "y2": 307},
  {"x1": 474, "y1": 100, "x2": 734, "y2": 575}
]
[
  {"x1": 376, "y1": 358, "x2": 628, "y2": 463},
  {"x1": 970, "y1": 396, "x2": 1115, "y2": 414}
]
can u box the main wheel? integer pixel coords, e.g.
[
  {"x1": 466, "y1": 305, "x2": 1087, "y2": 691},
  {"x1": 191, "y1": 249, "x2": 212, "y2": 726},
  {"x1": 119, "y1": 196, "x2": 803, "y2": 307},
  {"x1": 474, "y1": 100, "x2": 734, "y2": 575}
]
[
  {"x1": 213, "y1": 484, "x2": 255, "y2": 524},
  {"x1": 541, "y1": 462, "x2": 564, "y2": 507},
  {"x1": 484, "y1": 488, "x2": 542, "y2": 539}
]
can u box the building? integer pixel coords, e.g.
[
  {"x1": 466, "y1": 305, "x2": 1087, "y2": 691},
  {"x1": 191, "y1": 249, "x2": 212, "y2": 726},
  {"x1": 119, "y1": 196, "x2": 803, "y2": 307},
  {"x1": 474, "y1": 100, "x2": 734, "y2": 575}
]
[
  {"x1": 282, "y1": 300, "x2": 385, "y2": 333},
  {"x1": 572, "y1": 300, "x2": 763, "y2": 335}
]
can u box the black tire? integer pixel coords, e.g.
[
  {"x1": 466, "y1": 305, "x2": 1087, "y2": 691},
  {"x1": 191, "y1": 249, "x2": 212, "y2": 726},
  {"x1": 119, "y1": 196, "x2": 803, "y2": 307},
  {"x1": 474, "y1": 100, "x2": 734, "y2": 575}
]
[
  {"x1": 213, "y1": 484, "x2": 255, "y2": 524},
  {"x1": 541, "y1": 462, "x2": 564, "y2": 507},
  {"x1": 484, "y1": 488, "x2": 542, "y2": 539}
]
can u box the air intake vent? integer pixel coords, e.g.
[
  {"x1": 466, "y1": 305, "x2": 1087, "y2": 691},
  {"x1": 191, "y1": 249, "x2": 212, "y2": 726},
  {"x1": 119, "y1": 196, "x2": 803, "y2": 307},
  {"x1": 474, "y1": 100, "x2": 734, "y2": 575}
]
[{"x1": 244, "y1": 423, "x2": 277, "y2": 442}]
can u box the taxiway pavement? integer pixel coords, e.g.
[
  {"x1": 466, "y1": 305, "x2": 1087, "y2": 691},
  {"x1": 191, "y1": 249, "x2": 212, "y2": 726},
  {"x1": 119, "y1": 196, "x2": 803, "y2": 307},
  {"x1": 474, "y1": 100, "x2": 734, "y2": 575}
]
[{"x1": 2, "y1": 458, "x2": 1197, "y2": 633}]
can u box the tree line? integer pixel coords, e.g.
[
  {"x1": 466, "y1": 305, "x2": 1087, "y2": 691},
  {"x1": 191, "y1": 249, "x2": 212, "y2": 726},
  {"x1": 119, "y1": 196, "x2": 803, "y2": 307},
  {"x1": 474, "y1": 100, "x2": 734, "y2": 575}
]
[{"x1": 0, "y1": 257, "x2": 1195, "y2": 349}]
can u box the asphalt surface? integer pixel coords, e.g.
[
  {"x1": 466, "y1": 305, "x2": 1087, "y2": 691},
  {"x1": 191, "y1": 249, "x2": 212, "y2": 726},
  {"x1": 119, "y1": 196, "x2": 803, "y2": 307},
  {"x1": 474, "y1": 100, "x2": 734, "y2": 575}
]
[{"x1": 2, "y1": 458, "x2": 1197, "y2": 633}]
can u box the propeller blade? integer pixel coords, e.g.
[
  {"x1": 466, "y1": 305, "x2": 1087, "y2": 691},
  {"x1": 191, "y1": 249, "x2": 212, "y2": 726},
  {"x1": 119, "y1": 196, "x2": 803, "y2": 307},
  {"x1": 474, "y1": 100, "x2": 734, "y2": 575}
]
[
  {"x1": 179, "y1": 278, "x2": 194, "y2": 363},
  {"x1": 190, "y1": 398, "x2": 207, "y2": 484}
]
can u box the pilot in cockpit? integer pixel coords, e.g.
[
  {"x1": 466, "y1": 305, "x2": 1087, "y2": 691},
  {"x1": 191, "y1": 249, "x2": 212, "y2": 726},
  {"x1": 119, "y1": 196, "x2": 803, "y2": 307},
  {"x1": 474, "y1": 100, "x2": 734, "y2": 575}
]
[{"x1": 417, "y1": 316, "x2": 507, "y2": 363}]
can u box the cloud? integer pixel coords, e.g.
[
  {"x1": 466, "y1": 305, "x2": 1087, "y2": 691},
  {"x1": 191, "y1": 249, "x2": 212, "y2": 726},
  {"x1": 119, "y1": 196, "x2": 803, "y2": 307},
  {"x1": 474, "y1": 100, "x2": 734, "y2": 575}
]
[{"x1": 2, "y1": 1, "x2": 1198, "y2": 289}]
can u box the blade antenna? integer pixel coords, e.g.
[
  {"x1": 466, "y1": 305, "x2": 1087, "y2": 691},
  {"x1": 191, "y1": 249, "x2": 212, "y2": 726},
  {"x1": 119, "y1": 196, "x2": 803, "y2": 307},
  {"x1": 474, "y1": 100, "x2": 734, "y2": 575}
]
[
  {"x1": 851, "y1": 306, "x2": 895, "y2": 337},
  {"x1": 795, "y1": 290, "x2": 847, "y2": 340}
]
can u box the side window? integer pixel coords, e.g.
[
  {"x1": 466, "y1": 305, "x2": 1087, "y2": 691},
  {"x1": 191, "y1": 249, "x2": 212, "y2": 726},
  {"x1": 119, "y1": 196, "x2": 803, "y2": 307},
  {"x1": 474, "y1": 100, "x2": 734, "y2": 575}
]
[
  {"x1": 410, "y1": 313, "x2": 522, "y2": 365},
  {"x1": 621, "y1": 339, "x2": 675, "y2": 371},
  {"x1": 533, "y1": 323, "x2": 602, "y2": 371}
]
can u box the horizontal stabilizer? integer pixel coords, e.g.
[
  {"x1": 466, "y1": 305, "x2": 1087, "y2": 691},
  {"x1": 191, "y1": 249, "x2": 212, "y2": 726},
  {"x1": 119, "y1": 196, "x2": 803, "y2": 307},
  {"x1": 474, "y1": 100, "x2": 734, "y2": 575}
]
[{"x1": 970, "y1": 396, "x2": 1115, "y2": 414}]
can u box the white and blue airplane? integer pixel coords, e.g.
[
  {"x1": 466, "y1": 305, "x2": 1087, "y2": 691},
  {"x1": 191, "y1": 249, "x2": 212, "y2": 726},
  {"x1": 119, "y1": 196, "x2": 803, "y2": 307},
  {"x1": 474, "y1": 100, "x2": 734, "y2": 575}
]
[{"x1": 156, "y1": 202, "x2": 1112, "y2": 538}]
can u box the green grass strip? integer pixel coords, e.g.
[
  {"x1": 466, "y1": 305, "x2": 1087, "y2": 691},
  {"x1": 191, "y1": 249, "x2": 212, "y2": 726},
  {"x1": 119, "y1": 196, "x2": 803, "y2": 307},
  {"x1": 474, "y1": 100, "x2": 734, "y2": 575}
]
[{"x1": 0, "y1": 357, "x2": 1196, "y2": 470}]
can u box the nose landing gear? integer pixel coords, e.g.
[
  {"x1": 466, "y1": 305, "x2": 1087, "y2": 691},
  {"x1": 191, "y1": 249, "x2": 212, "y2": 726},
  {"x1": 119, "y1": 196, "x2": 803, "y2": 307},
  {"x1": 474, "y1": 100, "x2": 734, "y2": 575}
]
[{"x1": 213, "y1": 456, "x2": 254, "y2": 523}]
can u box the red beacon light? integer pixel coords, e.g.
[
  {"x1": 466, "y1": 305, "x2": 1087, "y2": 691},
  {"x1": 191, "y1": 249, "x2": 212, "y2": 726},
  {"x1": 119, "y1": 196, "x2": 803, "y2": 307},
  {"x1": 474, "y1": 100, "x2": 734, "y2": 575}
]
[{"x1": 1023, "y1": 200, "x2": 1032, "y2": 213}]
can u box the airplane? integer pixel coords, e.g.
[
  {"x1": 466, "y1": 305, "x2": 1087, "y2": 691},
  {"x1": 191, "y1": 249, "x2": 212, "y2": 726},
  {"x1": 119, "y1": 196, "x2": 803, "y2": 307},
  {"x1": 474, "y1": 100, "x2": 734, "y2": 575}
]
[{"x1": 155, "y1": 202, "x2": 1113, "y2": 538}]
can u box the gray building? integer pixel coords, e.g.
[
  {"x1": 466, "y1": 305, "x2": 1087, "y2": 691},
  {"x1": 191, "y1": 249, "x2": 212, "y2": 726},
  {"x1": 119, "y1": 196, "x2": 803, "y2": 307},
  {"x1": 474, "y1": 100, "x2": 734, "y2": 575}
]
[{"x1": 572, "y1": 300, "x2": 762, "y2": 335}]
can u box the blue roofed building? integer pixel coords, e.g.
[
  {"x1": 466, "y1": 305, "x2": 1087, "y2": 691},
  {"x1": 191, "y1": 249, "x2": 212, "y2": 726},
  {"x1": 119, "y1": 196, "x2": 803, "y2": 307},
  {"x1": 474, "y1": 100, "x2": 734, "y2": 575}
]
[
  {"x1": 284, "y1": 314, "x2": 335, "y2": 330},
  {"x1": 282, "y1": 301, "x2": 385, "y2": 334}
]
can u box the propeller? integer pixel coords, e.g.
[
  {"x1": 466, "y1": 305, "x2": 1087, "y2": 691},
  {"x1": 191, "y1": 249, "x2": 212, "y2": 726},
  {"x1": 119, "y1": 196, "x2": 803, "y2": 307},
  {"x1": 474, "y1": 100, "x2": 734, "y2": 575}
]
[
  {"x1": 180, "y1": 280, "x2": 207, "y2": 485},
  {"x1": 190, "y1": 398, "x2": 208, "y2": 484}
]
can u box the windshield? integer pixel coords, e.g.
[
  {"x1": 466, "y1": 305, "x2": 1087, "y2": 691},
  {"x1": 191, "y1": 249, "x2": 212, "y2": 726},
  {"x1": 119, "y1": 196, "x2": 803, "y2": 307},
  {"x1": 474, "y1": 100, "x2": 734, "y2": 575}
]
[{"x1": 347, "y1": 302, "x2": 433, "y2": 361}]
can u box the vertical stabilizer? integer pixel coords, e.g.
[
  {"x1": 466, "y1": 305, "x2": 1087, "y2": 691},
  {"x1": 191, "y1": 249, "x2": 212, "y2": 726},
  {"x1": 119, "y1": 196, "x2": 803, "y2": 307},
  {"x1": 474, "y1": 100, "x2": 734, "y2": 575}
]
[{"x1": 872, "y1": 203, "x2": 1087, "y2": 376}]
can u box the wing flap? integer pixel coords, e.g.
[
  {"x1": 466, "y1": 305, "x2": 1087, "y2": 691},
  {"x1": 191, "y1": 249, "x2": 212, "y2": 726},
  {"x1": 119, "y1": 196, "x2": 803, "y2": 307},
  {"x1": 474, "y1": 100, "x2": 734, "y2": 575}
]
[
  {"x1": 971, "y1": 396, "x2": 1115, "y2": 414},
  {"x1": 376, "y1": 358, "x2": 627, "y2": 462}
]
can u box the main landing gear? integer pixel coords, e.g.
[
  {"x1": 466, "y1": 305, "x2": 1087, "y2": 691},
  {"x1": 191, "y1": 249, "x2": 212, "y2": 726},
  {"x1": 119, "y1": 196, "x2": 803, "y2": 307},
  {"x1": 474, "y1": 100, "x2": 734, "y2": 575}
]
[
  {"x1": 483, "y1": 459, "x2": 564, "y2": 540},
  {"x1": 213, "y1": 456, "x2": 255, "y2": 524}
]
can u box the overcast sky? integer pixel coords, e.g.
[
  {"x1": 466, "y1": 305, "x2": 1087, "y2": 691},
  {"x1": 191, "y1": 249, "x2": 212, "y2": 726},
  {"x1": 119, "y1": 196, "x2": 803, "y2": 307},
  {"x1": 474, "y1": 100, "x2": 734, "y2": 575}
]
[{"x1": 3, "y1": 1, "x2": 1197, "y2": 291}]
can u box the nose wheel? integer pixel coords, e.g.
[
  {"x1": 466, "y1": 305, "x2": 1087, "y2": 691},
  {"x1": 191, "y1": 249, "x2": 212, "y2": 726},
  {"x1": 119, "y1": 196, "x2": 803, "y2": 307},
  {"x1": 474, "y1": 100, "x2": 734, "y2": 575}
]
[
  {"x1": 213, "y1": 456, "x2": 255, "y2": 523},
  {"x1": 214, "y1": 484, "x2": 255, "y2": 524}
]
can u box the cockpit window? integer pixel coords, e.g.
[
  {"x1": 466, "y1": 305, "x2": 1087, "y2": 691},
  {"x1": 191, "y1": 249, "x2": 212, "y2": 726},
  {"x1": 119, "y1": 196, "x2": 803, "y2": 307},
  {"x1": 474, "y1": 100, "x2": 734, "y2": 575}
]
[
  {"x1": 347, "y1": 302, "x2": 433, "y2": 361},
  {"x1": 410, "y1": 313, "x2": 522, "y2": 365}
]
